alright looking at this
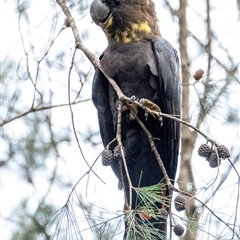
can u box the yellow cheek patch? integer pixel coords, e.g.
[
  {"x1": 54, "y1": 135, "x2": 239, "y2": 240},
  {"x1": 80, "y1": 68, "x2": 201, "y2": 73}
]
[
  {"x1": 105, "y1": 16, "x2": 113, "y2": 29},
  {"x1": 131, "y1": 22, "x2": 151, "y2": 33},
  {"x1": 122, "y1": 36, "x2": 132, "y2": 43},
  {"x1": 121, "y1": 32, "x2": 140, "y2": 43},
  {"x1": 119, "y1": 22, "x2": 151, "y2": 42},
  {"x1": 119, "y1": 30, "x2": 132, "y2": 43},
  {"x1": 107, "y1": 20, "x2": 151, "y2": 42}
]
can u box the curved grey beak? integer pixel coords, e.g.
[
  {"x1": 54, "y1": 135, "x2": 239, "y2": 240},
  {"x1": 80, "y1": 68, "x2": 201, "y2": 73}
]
[{"x1": 90, "y1": 0, "x2": 110, "y2": 25}]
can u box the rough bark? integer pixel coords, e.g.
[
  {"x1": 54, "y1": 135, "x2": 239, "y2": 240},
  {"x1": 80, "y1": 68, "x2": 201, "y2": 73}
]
[{"x1": 177, "y1": 0, "x2": 199, "y2": 239}]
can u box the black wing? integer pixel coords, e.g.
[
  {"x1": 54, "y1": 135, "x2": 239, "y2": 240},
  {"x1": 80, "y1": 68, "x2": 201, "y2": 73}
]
[
  {"x1": 92, "y1": 61, "x2": 122, "y2": 180},
  {"x1": 152, "y1": 38, "x2": 181, "y2": 183},
  {"x1": 92, "y1": 65, "x2": 115, "y2": 148}
]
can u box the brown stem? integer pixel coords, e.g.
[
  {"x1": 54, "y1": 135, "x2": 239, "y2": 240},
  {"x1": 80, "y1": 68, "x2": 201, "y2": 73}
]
[
  {"x1": 0, "y1": 99, "x2": 90, "y2": 126},
  {"x1": 116, "y1": 102, "x2": 133, "y2": 209},
  {"x1": 56, "y1": 0, "x2": 126, "y2": 101},
  {"x1": 127, "y1": 104, "x2": 173, "y2": 189}
]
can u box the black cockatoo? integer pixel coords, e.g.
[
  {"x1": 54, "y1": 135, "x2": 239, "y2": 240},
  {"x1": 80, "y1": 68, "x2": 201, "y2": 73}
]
[{"x1": 90, "y1": 0, "x2": 181, "y2": 238}]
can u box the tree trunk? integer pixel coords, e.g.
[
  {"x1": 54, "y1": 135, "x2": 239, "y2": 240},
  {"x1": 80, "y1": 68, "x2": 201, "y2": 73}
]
[{"x1": 177, "y1": 0, "x2": 199, "y2": 239}]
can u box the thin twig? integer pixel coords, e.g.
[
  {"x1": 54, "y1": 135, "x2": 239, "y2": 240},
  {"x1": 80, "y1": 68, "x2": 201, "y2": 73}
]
[
  {"x1": 127, "y1": 104, "x2": 173, "y2": 190},
  {"x1": 159, "y1": 112, "x2": 218, "y2": 146},
  {"x1": 65, "y1": 152, "x2": 105, "y2": 205},
  {"x1": 204, "y1": 155, "x2": 239, "y2": 206},
  {"x1": 67, "y1": 47, "x2": 103, "y2": 184},
  {"x1": 178, "y1": 188, "x2": 240, "y2": 238},
  {"x1": 116, "y1": 102, "x2": 133, "y2": 209},
  {"x1": 128, "y1": 98, "x2": 219, "y2": 146},
  {"x1": 56, "y1": 0, "x2": 126, "y2": 100},
  {"x1": 17, "y1": 7, "x2": 43, "y2": 105},
  {"x1": 0, "y1": 99, "x2": 90, "y2": 126},
  {"x1": 227, "y1": 156, "x2": 240, "y2": 239}
]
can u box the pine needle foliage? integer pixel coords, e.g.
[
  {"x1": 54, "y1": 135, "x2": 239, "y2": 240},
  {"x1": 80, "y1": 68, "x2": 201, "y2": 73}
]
[
  {"x1": 46, "y1": 203, "x2": 83, "y2": 240},
  {"x1": 125, "y1": 210, "x2": 166, "y2": 240},
  {"x1": 185, "y1": 214, "x2": 199, "y2": 235},
  {"x1": 123, "y1": 181, "x2": 170, "y2": 240},
  {"x1": 134, "y1": 181, "x2": 170, "y2": 210}
]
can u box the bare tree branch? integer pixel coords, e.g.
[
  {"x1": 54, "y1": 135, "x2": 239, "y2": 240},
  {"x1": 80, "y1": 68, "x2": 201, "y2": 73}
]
[
  {"x1": 56, "y1": 0, "x2": 127, "y2": 101},
  {"x1": 0, "y1": 99, "x2": 90, "y2": 126}
]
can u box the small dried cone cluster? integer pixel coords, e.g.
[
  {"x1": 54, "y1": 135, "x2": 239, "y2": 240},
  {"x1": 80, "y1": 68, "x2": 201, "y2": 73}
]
[
  {"x1": 198, "y1": 143, "x2": 230, "y2": 168},
  {"x1": 173, "y1": 224, "x2": 185, "y2": 236},
  {"x1": 101, "y1": 149, "x2": 113, "y2": 166},
  {"x1": 174, "y1": 196, "x2": 187, "y2": 212},
  {"x1": 208, "y1": 152, "x2": 221, "y2": 168},
  {"x1": 113, "y1": 145, "x2": 124, "y2": 161},
  {"x1": 101, "y1": 145, "x2": 125, "y2": 166},
  {"x1": 194, "y1": 69, "x2": 204, "y2": 81},
  {"x1": 217, "y1": 145, "x2": 230, "y2": 158},
  {"x1": 198, "y1": 144, "x2": 212, "y2": 158}
]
